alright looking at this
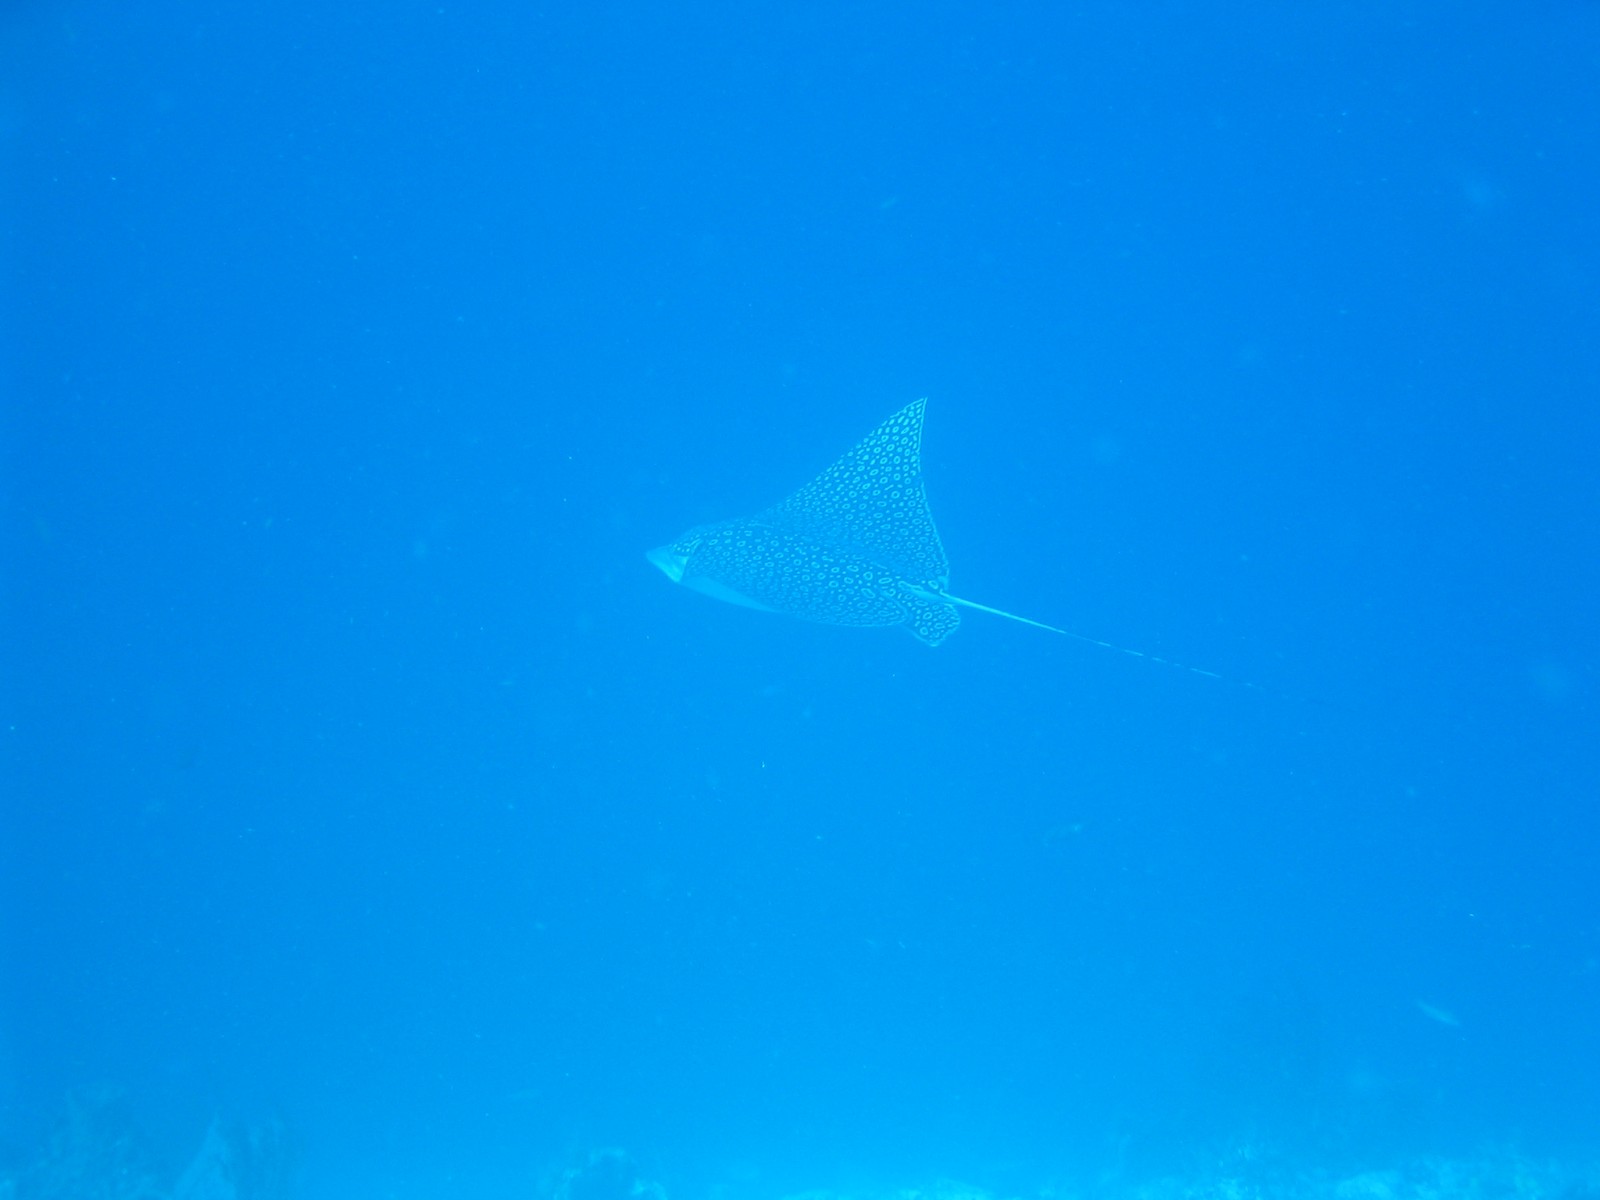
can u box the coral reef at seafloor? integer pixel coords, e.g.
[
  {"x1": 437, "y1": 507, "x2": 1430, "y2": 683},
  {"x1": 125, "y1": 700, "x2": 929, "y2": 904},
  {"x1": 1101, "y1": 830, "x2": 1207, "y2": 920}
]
[{"x1": 0, "y1": 1086, "x2": 295, "y2": 1200}]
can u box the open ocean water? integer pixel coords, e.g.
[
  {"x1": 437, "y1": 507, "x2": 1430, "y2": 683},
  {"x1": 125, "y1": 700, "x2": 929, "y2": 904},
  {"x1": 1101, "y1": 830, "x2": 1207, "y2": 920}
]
[{"x1": 3, "y1": 2, "x2": 1597, "y2": 1198}]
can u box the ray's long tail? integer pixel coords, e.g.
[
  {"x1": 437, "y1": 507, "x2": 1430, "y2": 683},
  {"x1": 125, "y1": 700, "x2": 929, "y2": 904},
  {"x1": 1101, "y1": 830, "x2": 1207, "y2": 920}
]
[{"x1": 937, "y1": 590, "x2": 1267, "y2": 691}]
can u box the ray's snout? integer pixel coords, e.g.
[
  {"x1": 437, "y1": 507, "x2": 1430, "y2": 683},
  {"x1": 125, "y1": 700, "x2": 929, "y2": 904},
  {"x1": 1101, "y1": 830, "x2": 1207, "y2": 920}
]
[{"x1": 646, "y1": 543, "x2": 688, "y2": 583}]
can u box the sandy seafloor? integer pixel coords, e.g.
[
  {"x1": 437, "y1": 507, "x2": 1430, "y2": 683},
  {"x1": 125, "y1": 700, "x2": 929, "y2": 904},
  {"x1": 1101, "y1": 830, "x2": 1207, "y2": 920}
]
[{"x1": 2, "y1": 1100, "x2": 1596, "y2": 1200}]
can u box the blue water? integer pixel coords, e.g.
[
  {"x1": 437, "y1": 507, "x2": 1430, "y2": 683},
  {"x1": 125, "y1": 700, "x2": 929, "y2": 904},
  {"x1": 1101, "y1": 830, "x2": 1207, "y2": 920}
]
[{"x1": 3, "y1": 3, "x2": 1597, "y2": 1197}]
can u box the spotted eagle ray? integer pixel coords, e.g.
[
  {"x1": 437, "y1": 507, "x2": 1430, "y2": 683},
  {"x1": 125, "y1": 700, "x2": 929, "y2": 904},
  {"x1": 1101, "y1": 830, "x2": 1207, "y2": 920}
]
[{"x1": 648, "y1": 398, "x2": 1219, "y2": 671}]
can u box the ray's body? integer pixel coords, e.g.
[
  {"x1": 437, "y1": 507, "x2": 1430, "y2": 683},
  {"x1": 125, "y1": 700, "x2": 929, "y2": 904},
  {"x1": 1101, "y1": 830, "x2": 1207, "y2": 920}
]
[{"x1": 649, "y1": 398, "x2": 1090, "y2": 647}]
